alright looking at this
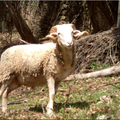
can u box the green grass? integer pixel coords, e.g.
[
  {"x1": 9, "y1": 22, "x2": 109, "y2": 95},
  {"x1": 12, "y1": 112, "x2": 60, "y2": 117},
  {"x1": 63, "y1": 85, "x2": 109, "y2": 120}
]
[{"x1": 89, "y1": 62, "x2": 110, "y2": 71}]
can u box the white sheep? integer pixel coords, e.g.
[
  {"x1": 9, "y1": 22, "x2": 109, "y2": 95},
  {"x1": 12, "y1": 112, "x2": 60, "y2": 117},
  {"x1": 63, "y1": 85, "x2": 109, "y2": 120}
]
[{"x1": 0, "y1": 24, "x2": 89, "y2": 115}]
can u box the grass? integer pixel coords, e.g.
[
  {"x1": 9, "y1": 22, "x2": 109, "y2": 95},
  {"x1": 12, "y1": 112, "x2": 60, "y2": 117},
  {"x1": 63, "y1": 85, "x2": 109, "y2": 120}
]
[
  {"x1": 0, "y1": 76, "x2": 120, "y2": 119},
  {"x1": 89, "y1": 62, "x2": 110, "y2": 71}
]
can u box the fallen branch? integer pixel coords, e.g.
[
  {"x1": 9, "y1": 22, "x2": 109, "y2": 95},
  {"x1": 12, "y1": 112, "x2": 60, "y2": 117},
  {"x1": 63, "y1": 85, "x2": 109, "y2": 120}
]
[
  {"x1": 19, "y1": 37, "x2": 51, "y2": 44},
  {"x1": 63, "y1": 65, "x2": 120, "y2": 82},
  {"x1": 0, "y1": 99, "x2": 29, "y2": 107},
  {"x1": 38, "y1": 37, "x2": 52, "y2": 44},
  {"x1": 19, "y1": 39, "x2": 30, "y2": 44}
]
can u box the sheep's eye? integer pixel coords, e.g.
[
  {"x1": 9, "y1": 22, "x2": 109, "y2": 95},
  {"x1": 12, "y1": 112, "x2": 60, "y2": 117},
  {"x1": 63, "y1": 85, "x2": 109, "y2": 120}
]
[
  {"x1": 58, "y1": 33, "x2": 61, "y2": 35},
  {"x1": 58, "y1": 33, "x2": 63, "y2": 38}
]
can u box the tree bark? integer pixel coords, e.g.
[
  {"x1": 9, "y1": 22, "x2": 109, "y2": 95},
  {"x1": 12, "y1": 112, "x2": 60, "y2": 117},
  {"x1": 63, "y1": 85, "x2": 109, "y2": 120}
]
[
  {"x1": 4, "y1": 1, "x2": 38, "y2": 43},
  {"x1": 87, "y1": 1, "x2": 118, "y2": 33},
  {"x1": 117, "y1": 1, "x2": 120, "y2": 27},
  {"x1": 38, "y1": 1, "x2": 61, "y2": 37}
]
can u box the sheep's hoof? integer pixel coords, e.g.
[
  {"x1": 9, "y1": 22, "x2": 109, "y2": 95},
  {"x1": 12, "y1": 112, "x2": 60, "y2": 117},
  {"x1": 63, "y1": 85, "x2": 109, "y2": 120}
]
[
  {"x1": 46, "y1": 111, "x2": 55, "y2": 118},
  {"x1": 47, "y1": 109, "x2": 53, "y2": 115},
  {"x1": 2, "y1": 112, "x2": 9, "y2": 116},
  {"x1": 46, "y1": 106, "x2": 54, "y2": 116}
]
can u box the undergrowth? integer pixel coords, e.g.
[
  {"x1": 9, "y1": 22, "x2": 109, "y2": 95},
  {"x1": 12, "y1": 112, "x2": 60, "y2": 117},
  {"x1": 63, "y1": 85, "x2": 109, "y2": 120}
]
[{"x1": 89, "y1": 62, "x2": 110, "y2": 71}]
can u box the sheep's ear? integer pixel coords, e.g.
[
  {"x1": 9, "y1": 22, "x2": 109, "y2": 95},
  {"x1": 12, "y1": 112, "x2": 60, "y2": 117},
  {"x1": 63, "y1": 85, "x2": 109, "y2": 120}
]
[
  {"x1": 46, "y1": 33, "x2": 58, "y2": 43},
  {"x1": 46, "y1": 25, "x2": 58, "y2": 43},
  {"x1": 71, "y1": 24, "x2": 76, "y2": 30},
  {"x1": 73, "y1": 30, "x2": 89, "y2": 40},
  {"x1": 50, "y1": 26, "x2": 57, "y2": 34}
]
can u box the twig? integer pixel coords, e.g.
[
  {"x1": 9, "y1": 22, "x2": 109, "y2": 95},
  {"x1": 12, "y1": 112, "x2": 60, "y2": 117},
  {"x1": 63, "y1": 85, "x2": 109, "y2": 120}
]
[
  {"x1": 103, "y1": 81, "x2": 120, "y2": 89},
  {"x1": 19, "y1": 38, "x2": 30, "y2": 44},
  {"x1": 38, "y1": 37, "x2": 51, "y2": 43},
  {"x1": 109, "y1": 40, "x2": 115, "y2": 65},
  {"x1": 42, "y1": 103, "x2": 46, "y2": 114},
  {"x1": 0, "y1": 99, "x2": 29, "y2": 107},
  {"x1": 92, "y1": 81, "x2": 120, "y2": 91}
]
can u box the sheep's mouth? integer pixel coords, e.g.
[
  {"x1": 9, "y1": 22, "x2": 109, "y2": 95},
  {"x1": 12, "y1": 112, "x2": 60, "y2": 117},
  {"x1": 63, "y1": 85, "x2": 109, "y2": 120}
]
[
  {"x1": 66, "y1": 43, "x2": 73, "y2": 48},
  {"x1": 67, "y1": 44, "x2": 72, "y2": 47},
  {"x1": 65, "y1": 44, "x2": 72, "y2": 49}
]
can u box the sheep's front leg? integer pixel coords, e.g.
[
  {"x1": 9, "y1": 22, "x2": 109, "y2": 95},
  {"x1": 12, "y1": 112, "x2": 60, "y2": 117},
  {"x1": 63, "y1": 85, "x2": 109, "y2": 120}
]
[{"x1": 46, "y1": 77, "x2": 55, "y2": 114}]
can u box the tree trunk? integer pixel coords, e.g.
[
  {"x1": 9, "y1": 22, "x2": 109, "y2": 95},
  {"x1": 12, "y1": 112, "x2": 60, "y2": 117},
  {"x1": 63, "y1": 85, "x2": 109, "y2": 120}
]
[
  {"x1": 87, "y1": 1, "x2": 118, "y2": 33},
  {"x1": 38, "y1": 1, "x2": 61, "y2": 37},
  {"x1": 117, "y1": 1, "x2": 120, "y2": 27},
  {"x1": 4, "y1": 1, "x2": 38, "y2": 43}
]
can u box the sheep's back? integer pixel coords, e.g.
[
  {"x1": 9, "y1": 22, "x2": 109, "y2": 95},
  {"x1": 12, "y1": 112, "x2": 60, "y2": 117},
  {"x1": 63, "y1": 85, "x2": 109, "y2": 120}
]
[{"x1": 0, "y1": 43, "x2": 56, "y2": 74}]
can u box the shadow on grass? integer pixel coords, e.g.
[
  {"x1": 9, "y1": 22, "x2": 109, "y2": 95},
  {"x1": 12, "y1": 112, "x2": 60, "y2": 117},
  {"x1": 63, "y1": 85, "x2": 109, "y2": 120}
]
[
  {"x1": 29, "y1": 105, "x2": 44, "y2": 113},
  {"x1": 29, "y1": 101, "x2": 89, "y2": 113},
  {"x1": 68, "y1": 101, "x2": 89, "y2": 109},
  {"x1": 55, "y1": 101, "x2": 90, "y2": 111}
]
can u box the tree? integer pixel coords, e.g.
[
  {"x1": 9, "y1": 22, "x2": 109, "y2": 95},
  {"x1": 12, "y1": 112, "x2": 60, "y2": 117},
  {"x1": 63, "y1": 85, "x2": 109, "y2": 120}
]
[
  {"x1": 87, "y1": 1, "x2": 118, "y2": 33},
  {"x1": 4, "y1": 1, "x2": 38, "y2": 43},
  {"x1": 117, "y1": 1, "x2": 120, "y2": 27}
]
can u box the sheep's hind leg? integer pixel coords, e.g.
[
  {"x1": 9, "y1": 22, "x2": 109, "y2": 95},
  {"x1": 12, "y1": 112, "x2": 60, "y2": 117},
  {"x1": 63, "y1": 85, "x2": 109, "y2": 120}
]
[
  {"x1": 0, "y1": 73, "x2": 15, "y2": 97},
  {"x1": 2, "y1": 81, "x2": 21, "y2": 114},
  {"x1": 0, "y1": 80, "x2": 12, "y2": 97}
]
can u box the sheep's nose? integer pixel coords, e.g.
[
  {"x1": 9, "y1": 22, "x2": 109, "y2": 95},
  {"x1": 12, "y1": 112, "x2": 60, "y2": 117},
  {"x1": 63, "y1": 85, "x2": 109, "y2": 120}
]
[{"x1": 67, "y1": 41, "x2": 72, "y2": 46}]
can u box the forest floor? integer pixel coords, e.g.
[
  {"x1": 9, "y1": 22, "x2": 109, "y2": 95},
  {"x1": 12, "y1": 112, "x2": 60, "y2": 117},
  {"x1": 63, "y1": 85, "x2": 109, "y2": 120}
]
[
  {"x1": 0, "y1": 75, "x2": 120, "y2": 119},
  {"x1": 0, "y1": 31, "x2": 120, "y2": 119}
]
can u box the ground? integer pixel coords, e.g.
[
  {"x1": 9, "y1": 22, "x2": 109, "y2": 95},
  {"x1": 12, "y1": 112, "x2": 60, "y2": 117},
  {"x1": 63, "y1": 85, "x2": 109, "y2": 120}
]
[{"x1": 0, "y1": 76, "x2": 120, "y2": 119}]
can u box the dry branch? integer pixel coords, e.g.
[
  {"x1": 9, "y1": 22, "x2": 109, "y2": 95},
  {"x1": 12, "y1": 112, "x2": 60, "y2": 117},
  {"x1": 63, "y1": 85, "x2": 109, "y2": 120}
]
[
  {"x1": 19, "y1": 39, "x2": 30, "y2": 44},
  {"x1": 38, "y1": 37, "x2": 52, "y2": 44},
  {"x1": 0, "y1": 99, "x2": 29, "y2": 107},
  {"x1": 74, "y1": 27, "x2": 120, "y2": 73},
  {"x1": 63, "y1": 65, "x2": 120, "y2": 82},
  {"x1": 19, "y1": 37, "x2": 52, "y2": 44}
]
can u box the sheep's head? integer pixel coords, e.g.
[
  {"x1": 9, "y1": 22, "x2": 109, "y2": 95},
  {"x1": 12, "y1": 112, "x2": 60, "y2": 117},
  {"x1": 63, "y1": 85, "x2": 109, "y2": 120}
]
[{"x1": 46, "y1": 24, "x2": 89, "y2": 48}]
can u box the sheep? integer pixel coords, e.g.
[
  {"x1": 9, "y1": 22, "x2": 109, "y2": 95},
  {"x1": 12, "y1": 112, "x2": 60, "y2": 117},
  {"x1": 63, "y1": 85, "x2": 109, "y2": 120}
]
[{"x1": 0, "y1": 24, "x2": 89, "y2": 115}]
